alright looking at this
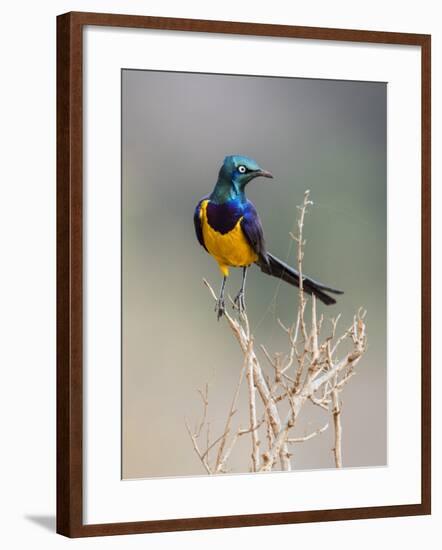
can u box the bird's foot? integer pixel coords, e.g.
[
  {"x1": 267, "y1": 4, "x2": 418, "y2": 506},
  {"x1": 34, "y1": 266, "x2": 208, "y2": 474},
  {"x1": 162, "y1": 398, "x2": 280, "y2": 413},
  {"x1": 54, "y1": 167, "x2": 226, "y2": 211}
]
[
  {"x1": 233, "y1": 290, "x2": 246, "y2": 316},
  {"x1": 215, "y1": 298, "x2": 225, "y2": 321}
]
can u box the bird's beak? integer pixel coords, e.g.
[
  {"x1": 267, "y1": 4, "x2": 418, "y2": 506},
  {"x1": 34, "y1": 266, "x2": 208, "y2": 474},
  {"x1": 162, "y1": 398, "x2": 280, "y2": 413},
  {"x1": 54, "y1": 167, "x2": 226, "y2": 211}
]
[{"x1": 257, "y1": 169, "x2": 273, "y2": 179}]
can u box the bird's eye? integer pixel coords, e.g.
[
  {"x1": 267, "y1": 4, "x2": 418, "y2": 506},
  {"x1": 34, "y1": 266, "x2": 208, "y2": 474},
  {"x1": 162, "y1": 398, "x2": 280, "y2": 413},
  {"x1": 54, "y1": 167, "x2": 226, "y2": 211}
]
[{"x1": 238, "y1": 165, "x2": 247, "y2": 174}]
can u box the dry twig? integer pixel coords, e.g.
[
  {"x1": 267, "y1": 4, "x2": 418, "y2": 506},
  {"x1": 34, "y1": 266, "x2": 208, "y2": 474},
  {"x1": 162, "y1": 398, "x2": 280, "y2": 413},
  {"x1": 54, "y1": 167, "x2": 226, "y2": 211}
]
[{"x1": 186, "y1": 191, "x2": 367, "y2": 474}]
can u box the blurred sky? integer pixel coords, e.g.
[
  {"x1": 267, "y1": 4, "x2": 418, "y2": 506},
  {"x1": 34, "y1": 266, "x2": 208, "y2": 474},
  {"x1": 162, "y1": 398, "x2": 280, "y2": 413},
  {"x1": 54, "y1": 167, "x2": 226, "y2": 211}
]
[{"x1": 122, "y1": 69, "x2": 387, "y2": 479}]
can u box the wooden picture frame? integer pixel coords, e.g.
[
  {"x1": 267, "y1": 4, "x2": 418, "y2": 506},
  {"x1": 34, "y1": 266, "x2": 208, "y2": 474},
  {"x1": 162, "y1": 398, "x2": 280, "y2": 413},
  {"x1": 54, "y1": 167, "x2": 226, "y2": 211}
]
[{"x1": 57, "y1": 11, "x2": 431, "y2": 537}]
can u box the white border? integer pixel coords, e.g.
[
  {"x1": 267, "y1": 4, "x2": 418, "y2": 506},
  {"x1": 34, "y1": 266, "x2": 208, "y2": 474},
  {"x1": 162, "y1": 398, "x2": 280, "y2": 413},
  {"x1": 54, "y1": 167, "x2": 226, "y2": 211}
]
[{"x1": 83, "y1": 26, "x2": 421, "y2": 524}]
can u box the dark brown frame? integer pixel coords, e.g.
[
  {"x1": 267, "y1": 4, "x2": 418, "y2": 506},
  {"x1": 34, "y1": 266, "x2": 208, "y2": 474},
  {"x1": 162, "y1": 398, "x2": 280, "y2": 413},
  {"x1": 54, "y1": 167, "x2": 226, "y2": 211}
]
[{"x1": 57, "y1": 11, "x2": 431, "y2": 538}]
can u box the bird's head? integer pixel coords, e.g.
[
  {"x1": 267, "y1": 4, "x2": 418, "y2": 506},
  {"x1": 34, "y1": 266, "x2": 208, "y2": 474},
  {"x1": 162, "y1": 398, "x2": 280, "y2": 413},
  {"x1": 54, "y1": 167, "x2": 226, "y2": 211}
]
[
  {"x1": 212, "y1": 155, "x2": 273, "y2": 203},
  {"x1": 219, "y1": 155, "x2": 273, "y2": 190}
]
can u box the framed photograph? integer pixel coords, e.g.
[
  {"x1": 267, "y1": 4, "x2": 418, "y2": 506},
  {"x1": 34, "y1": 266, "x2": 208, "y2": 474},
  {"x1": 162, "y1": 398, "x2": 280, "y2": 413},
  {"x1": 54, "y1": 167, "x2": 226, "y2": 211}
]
[{"x1": 57, "y1": 11, "x2": 431, "y2": 537}]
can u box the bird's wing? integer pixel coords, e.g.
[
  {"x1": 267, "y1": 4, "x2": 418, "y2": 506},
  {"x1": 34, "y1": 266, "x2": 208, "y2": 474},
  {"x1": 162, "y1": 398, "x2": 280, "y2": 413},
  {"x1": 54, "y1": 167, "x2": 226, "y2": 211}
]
[
  {"x1": 194, "y1": 198, "x2": 208, "y2": 251},
  {"x1": 240, "y1": 201, "x2": 268, "y2": 264}
]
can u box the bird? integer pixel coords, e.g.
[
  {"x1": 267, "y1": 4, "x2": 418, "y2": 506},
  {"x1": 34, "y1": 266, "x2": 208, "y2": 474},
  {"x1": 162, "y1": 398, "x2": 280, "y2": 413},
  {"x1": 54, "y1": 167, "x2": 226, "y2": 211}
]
[{"x1": 194, "y1": 155, "x2": 343, "y2": 319}]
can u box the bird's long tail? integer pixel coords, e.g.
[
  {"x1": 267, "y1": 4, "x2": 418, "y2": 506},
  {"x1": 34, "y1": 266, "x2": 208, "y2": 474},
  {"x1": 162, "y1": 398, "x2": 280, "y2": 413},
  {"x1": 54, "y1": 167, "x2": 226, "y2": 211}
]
[{"x1": 257, "y1": 252, "x2": 344, "y2": 306}]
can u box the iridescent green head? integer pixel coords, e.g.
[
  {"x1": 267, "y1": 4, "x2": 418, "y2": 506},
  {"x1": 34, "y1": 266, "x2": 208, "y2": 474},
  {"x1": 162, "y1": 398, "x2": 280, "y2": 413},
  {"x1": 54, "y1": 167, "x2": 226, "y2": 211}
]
[{"x1": 211, "y1": 155, "x2": 273, "y2": 203}]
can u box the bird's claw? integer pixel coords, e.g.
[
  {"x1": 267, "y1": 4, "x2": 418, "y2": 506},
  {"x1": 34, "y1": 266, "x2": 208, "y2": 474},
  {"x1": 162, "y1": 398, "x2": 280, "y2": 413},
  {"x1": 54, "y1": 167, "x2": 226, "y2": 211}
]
[
  {"x1": 215, "y1": 298, "x2": 225, "y2": 321},
  {"x1": 233, "y1": 291, "x2": 246, "y2": 315}
]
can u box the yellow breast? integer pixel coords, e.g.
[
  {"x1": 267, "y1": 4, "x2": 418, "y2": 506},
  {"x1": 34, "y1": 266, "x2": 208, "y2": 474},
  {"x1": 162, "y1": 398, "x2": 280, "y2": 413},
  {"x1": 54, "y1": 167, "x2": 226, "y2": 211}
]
[{"x1": 200, "y1": 200, "x2": 258, "y2": 277}]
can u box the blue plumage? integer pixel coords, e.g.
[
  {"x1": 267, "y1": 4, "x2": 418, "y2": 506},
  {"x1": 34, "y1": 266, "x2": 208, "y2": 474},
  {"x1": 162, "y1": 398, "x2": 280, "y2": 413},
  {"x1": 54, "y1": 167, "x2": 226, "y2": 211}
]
[{"x1": 206, "y1": 199, "x2": 243, "y2": 235}]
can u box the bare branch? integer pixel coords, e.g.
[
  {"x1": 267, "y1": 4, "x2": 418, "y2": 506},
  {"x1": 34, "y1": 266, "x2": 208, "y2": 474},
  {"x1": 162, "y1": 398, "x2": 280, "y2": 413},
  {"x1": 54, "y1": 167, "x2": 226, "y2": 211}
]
[
  {"x1": 309, "y1": 394, "x2": 330, "y2": 410},
  {"x1": 246, "y1": 338, "x2": 260, "y2": 472},
  {"x1": 195, "y1": 384, "x2": 209, "y2": 438},
  {"x1": 189, "y1": 191, "x2": 367, "y2": 475},
  {"x1": 291, "y1": 189, "x2": 313, "y2": 346},
  {"x1": 288, "y1": 422, "x2": 329, "y2": 443},
  {"x1": 331, "y1": 387, "x2": 343, "y2": 468},
  {"x1": 185, "y1": 418, "x2": 212, "y2": 474}
]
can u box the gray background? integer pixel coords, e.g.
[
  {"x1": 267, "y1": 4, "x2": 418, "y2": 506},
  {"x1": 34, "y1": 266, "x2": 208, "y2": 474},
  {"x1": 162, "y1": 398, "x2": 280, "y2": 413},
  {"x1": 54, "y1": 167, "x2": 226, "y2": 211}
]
[{"x1": 122, "y1": 69, "x2": 386, "y2": 479}]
